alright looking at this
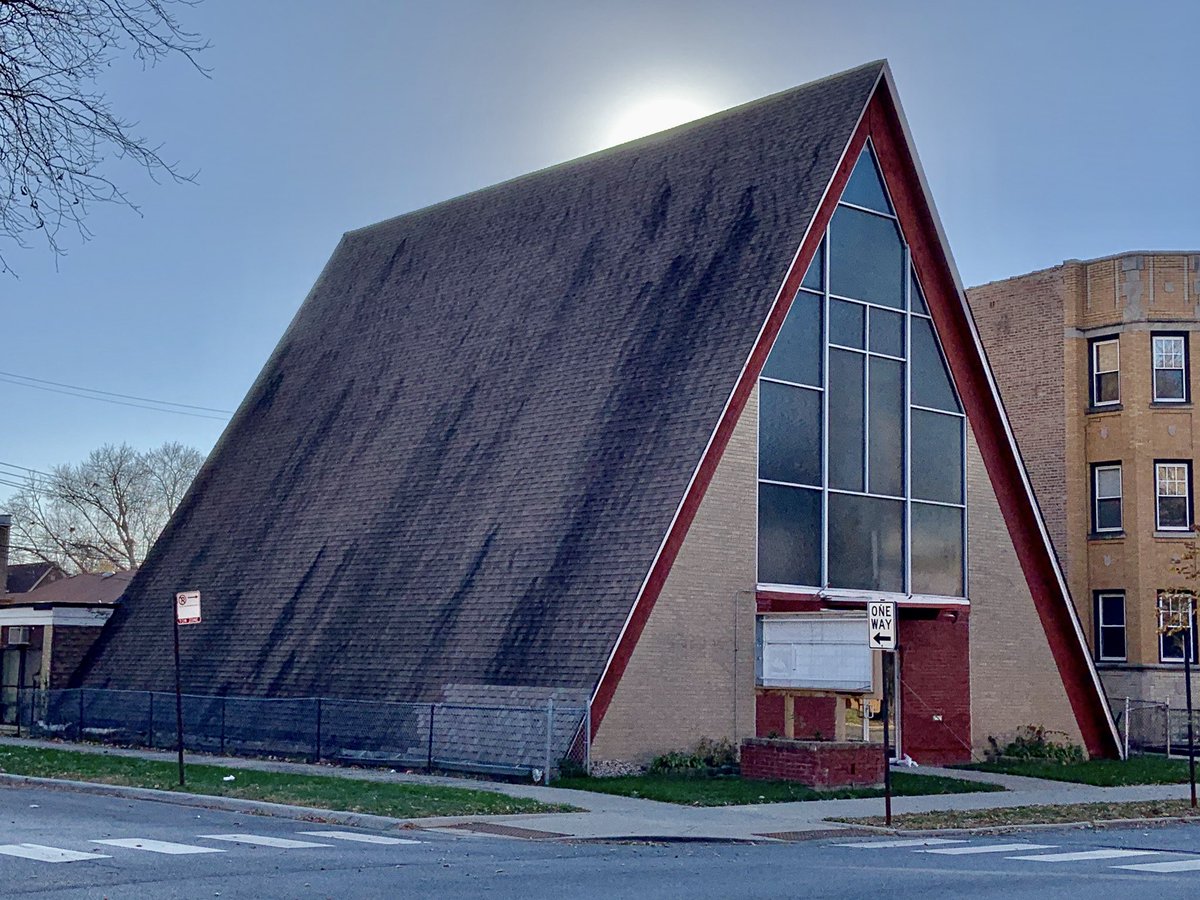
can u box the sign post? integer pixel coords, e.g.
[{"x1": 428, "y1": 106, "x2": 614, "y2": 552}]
[
  {"x1": 868, "y1": 601, "x2": 897, "y2": 826},
  {"x1": 174, "y1": 591, "x2": 201, "y2": 787}
]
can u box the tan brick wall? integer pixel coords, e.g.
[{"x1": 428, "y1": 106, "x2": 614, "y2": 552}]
[
  {"x1": 592, "y1": 386, "x2": 759, "y2": 763},
  {"x1": 967, "y1": 270, "x2": 1069, "y2": 574},
  {"x1": 966, "y1": 423, "x2": 1085, "y2": 751}
]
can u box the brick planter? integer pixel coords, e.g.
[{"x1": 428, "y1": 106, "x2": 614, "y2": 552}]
[{"x1": 740, "y1": 738, "x2": 884, "y2": 788}]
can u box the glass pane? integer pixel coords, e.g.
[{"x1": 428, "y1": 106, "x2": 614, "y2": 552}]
[
  {"x1": 1095, "y1": 372, "x2": 1119, "y2": 404},
  {"x1": 763, "y1": 291, "x2": 822, "y2": 386},
  {"x1": 841, "y1": 147, "x2": 893, "y2": 215},
  {"x1": 911, "y1": 317, "x2": 961, "y2": 412},
  {"x1": 869, "y1": 308, "x2": 904, "y2": 357},
  {"x1": 757, "y1": 484, "x2": 821, "y2": 586},
  {"x1": 829, "y1": 205, "x2": 905, "y2": 309},
  {"x1": 828, "y1": 349, "x2": 865, "y2": 491},
  {"x1": 868, "y1": 357, "x2": 904, "y2": 497},
  {"x1": 911, "y1": 502, "x2": 964, "y2": 597},
  {"x1": 802, "y1": 238, "x2": 824, "y2": 291},
  {"x1": 1095, "y1": 340, "x2": 1118, "y2": 372},
  {"x1": 1100, "y1": 626, "x2": 1126, "y2": 660},
  {"x1": 828, "y1": 494, "x2": 904, "y2": 592},
  {"x1": 910, "y1": 268, "x2": 928, "y2": 314},
  {"x1": 1156, "y1": 369, "x2": 1185, "y2": 401},
  {"x1": 1096, "y1": 498, "x2": 1122, "y2": 531},
  {"x1": 911, "y1": 409, "x2": 963, "y2": 503},
  {"x1": 1095, "y1": 467, "x2": 1121, "y2": 498},
  {"x1": 1159, "y1": 496, "x2": 1188, "y2": 529},
  {"x1": 829, "y1": 299, "x2": 865, "y2": 349},
  {"x1": 1154, "y1": 336, "x2": 1184, "y2": 369},
  {"x1": 1101, "y1": 594, "x2": 1125, "y2": 626},
  {"x1": 759, "y1": 382, "x2": 821, "y2": 486}
]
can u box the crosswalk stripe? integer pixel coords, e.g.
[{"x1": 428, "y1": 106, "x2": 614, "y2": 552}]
[
  {"x1": 922, "y1": 843, "x2": 1056, "y2": 855},
  {"x1": 297, "y1": 831, "x2": 421, "y2": 845},
  {"x1": 835, "y1": 838, "x2": 966, "y2": 848},
  {"x1": 1007, "y1": 849, "x2": 1163, "y2": 862},
  {"x1": 93, "y1": 838, "x2": 225, "y2": 855},
  {"x1": 1115, "y1": 859, "x2": 1200, "y2": 873},
  {"x1": 0, "y1": 844, "x2": 108, "y2": 863},
  {"x1": 198, "y1": 834, "x2": 332, "y2": 849}
]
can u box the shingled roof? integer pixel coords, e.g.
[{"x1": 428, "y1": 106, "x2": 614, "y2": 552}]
[{"x1": 76, "y1": 63, "x2": 887, "y2": 699}]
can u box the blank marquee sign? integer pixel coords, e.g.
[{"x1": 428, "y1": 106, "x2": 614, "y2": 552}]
[{"x1": 867, "y1": 600, "x2": 896, "y2": 651}]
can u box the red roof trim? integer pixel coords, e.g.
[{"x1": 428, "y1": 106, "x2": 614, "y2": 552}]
[{"x1": 592, "y1": 76, "x2": 1119, "y2": 759}]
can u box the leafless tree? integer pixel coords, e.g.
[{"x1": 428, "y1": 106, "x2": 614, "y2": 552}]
[
  {"x1": 1, "y1": 441, "x2": 204, "y2": 572},
  {"x1": 0, "y1": 0, "x2": 208, "y2": 271}
]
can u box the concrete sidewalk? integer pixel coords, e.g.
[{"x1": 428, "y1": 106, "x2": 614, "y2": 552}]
[{"x1": 2, "y1": 736, "x2": 1195, "y2": 841}]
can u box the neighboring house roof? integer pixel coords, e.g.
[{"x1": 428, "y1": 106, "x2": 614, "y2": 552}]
[
  {"x1": 73, "y1": 60, "x2": 1120, "y2": 757},
  {"x1": 4, "y1": 562, "x2": 66, "y2": 594},
  {"x1": 1, "y1": 570, "x2": 136, "y2": 607}
]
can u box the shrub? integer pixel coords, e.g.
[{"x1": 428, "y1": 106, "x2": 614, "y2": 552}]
[
  {"x1": 986, "y1": 725, "x2": 1085, "y2": 764},
  {"x1": 649, "y1": 737, "x2": 740, "y2": 776}
]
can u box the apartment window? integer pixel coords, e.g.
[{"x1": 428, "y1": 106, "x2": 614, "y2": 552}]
[
  {"x1": 1155, "y1": 461, "x2": 1192, "y2": 531},
  {"x1": 1157, "y1": 591, "x2": 1196, "y2": 663},
  {"x1": 1094, "y1": 592, "x2": 1126, "y2": 662},
  {"x1": 1090, "y1": 337, "x2": 1120, "y2": 406},
  {"x1": 1152, "y1": 333, "x2": 1189, "y2": 403},
  {"x1": 1091, "y1": 463, "x2": 1122, "y2": 533}
]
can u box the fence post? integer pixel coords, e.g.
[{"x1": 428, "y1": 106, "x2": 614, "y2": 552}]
[
  {"x1": 544, "y1": 698, "x2": 554, "y2": 785},
  {"x1": 315, "y1": 698, "x2": 323, "y2": 762},
  {"x1": 220, "y1": 697, "x2": 226, "y2": 756},
  {"x1": 585, "y1": 699, "x2": 592, "y2": 776},
  {"x1": 78, "y1": 689, "x2": 85, "y2": 741},
  {"x1": 427, "y1": 704, "x2": 436, "y2": 772},
  {"x1": 14, "y1": 684, "x2": 21, "y2": 738},
  {"x1": 1123, "y1": 696, "x2": 1130, "y2": 758},
  {"x1": 148, "y1": 692, "x2": 154, "y2": 749},
  {"x1": 1168, "y1": 699, "x2": 1173, "y2": 757}
]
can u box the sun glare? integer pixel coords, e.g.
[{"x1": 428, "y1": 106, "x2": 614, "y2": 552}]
[{"x1": 605, "y1": 95, "x2": 713, "y2": 148}]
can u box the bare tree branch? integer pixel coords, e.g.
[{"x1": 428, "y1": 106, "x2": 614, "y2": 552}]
[
  {"x1": 0, "y1": 440, "x2": 204, "y2": 573},
  {"x1": 0, "y1": 0, "x2": 208, "y2": 272}
]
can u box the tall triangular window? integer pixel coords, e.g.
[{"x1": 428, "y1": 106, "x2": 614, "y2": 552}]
[{"x1": 757, "y1": 142, "x2": 965, "y2": 598}]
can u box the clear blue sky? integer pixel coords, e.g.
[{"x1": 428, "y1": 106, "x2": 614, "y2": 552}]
[{"x1": 3, "y1": 0, "x2": 1198, "y2": 494}]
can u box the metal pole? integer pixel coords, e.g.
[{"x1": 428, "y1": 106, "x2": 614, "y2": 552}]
[
  {"x1": 1167, "y1": 698, "x2": 1172, "y2": 757},
  {"x1": 148, "y1": 691, "x2": 154, "y2": 749},
  {"x1": 545, "y1": 698, "x2": 554, "y2": 786},
  {"x1": 882, "y1": 651, "x2": 892, "y2": 827},
  {"x1": 15, "y1": 650, "x2": 25, "y2": 738},
  {"x1": 78, "y1": 688, "x2": 84, "y2": 741},
  {"x1": 584, "y1": 700, "x2": 592, "y2": 776},
  {"x1": 220, "y1": 697, "x2": 226, "y2": 756},
  {"x1": 1123, "y1": 696, "x2": 1130, "y2": 759},
  {"x1": 427, "y1": 703, "x2": 435, "y2": 772},
  {"x1": 1186, "y1": 607, "x2": 1196, "y2": 809},
  {"x1": 315, "y1": 698, "x2": 323, "y2": 762},
  {"x1": 173, "y1": 613, "x2": 185, "y2": 786}
]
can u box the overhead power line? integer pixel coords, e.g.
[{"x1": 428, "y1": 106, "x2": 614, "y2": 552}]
[{"x1": 0, "y1": 370, "x2": 233, "y2": 421}]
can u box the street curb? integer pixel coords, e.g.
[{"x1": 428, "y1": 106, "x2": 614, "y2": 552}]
[
  {"x1": 0, "y1": 772, "x2": 547, "y2": 833},
  {"x1": 822, "y1": 814, "x2": 1200, "y2": 837}
]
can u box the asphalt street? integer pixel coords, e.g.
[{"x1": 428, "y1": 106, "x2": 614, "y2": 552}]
[{"x1": 4, "y1": 786, "x2": 1200, "y2": 898}]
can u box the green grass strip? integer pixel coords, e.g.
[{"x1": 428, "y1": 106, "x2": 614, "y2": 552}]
[
  {"x1": 0, "y1": 745, "x2": 574, "y2": 819},
  {"x1": 962, "y1": 756, "x2": 1193, "y2": 786},
  {"x1": 552, "y1": 770, "x2": 1002, "y2": 807}
]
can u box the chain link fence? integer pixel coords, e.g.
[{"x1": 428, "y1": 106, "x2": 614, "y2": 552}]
[
  {"x1": 1109, "y1": 695, "x2": 1200, "y2": 758},
  {"x1": 7, "y1": 687, "x2": 590, "y2": 781}
]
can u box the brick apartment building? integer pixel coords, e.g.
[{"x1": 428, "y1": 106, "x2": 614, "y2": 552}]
[
  {"x1": 969, "y1": 252, "x2": 1200, "y2": 707},
  {"x1": 76, "y1": 62, "x2": 1120, "y2": 772}
]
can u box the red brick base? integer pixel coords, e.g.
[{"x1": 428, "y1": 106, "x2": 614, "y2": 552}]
[{"x1": 740, "y1": 738, "x2": 884, "y2": 788}]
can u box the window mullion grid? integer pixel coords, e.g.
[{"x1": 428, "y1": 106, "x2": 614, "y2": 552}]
[
  {"x1": 820, "y1": 226, "x2": 831, "y2": 590},
  {"x1": 903, "y1": 247, "x2": 912, "y2": 596}
]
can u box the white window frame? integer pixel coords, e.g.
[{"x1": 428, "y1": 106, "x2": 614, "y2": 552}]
[
  {"x1": 1155, "y1": 462, "x2": 1191, "y2": 531},
  {"x1": 1091, "y1": 337, "x2": 1120, "y2": 407},
  {"x1": 1092, "y1": 463, "x2": 1122, "y2": 533},
  {"x1": 1095, "y1": 591, "x2": 1126, "y2": 662},
  {"x1": 1152, "y1": 334, "x2": 1188, "y2": 403},
  {"x1": 1158, "y1": 593, "x2": 1196, "y2": 664}
]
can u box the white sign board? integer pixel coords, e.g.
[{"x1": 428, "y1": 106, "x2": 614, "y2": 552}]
[
  {"x1": 175, "y1": 591, "x2": 202, "y2": 625},
  {"x1": 867, "y1": 600, "x2": 896, "y2": 650}
]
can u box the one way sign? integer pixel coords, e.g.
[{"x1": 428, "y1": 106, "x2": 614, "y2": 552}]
[{"x1": 867, "y1": 600, "x2": 896, "y2": 650}]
